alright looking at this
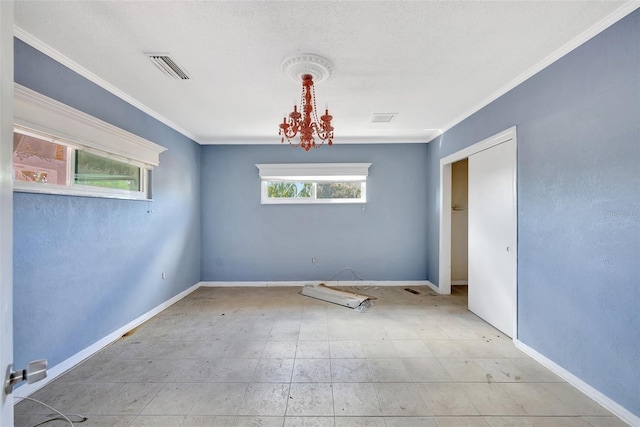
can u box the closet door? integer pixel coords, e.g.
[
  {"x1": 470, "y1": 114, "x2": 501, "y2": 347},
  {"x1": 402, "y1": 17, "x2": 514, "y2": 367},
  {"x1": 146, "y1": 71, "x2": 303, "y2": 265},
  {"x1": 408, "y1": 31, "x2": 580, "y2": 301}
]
[{"x1": 468, "y1": 139, "x2": 516, "y2": 337}]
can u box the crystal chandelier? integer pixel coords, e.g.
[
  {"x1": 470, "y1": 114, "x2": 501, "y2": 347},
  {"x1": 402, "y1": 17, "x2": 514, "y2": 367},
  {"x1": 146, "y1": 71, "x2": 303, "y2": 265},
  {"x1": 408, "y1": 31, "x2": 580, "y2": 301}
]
[{"x1": 278, "y1": 54, "x2": 334, "y2": 152}]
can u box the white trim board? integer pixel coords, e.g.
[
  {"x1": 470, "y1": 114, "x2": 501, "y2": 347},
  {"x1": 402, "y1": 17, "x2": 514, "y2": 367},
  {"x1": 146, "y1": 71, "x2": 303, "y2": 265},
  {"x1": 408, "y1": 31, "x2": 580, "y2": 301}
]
[
  {"x1": 14, "y1": 84, "x2": 167, "y2": 167},
  {"x1": 515, "y1": 339, "x2": 639, "y2": 426},
  {"x1": 439, "y1": 2, "x2": 640, "y2": 135},
  {"x1": 201, "y1": 280, "x2": 439, "y2": 294},
  {"x1": 13, "y1": 26, "x2": 200, "y2": 145},
  {"x1": 439, "y1": 126, "x2": 517, "y2": 296},
  {"x1": 13, "y1": 283, "x2": 200, "y2": 400}
]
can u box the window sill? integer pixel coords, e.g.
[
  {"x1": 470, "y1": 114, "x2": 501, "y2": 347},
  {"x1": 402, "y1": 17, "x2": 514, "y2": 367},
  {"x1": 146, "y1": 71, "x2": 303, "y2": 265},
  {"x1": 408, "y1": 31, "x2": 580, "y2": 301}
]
[{"x1": 13, "y1": 181, "x2": 150, "y2": 201}]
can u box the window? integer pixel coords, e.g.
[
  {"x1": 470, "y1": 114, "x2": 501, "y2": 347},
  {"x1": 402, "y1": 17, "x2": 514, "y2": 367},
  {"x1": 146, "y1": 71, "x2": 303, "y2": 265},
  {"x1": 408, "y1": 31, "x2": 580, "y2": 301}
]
[
  {"x1": 13, "y1": 126, "x2": 149, "y2": 200},
  {"x1": 256, "y1": 163, "x2": 371, "y2": 204},
  {"x1": 13, "y1": 84, "x2": 167, "y2": 200}
]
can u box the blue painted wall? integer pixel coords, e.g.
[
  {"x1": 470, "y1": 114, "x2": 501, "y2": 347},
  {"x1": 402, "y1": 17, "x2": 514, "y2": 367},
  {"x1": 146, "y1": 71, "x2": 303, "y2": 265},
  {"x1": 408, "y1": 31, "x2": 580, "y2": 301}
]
[
  {"x1": 201, "y1": 144, "x2": 429, "y2": 282},
  {"x1": 426, "y1": 10, "x2": 640, "y2": 416},
  {"x1": 13, "y1": 39, "x2": 202, "y2": 369}
]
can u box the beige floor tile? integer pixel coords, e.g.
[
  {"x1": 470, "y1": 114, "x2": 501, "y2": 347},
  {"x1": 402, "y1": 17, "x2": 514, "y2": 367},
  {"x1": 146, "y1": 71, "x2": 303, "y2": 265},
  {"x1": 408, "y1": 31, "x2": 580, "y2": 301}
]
[
  {"x1": 269, "y1": 324, "x2": 301, "y2": 341},
  {"x1": 332, "y1": 383, "x2": 383, "y2": 416},
  {"x1": 189, "y1": 383, "x2": 249, "y2": 415},
  {"x1": 292, "y1": 358, "x2": 332, "y2": 383},
  {"x1": 436, "y1": 416, "x2": 490, "y2": 426},
  {"x1": 366, "y1": 358, "x2": 409, "y2": 382},
  {"x1": 501, "y1": 383, "x2": 578, "y2": 416},
  {"x1": 329, "y1": 341, "x2": 365, "y2": 358},
  {"x1": 424, "y1": 340, "x2": 473, "y2": 358},
  {"x1": 374, "y1": 383, "x2": 432, "y2": 416},
  {"x1": 217, "y1": 358, "x2": 259, "y2": 382},
  {"x1": 540, "y1": 384, "x2": 611, "y2": 416},
  {"x1": 130, "y1": 415, "x2": 185, "y2": 426},
  {"x1": 15, "y1": 414, "x2": 135, "y2": 427},
  {"x1": 402, "y1": 358, "x2": 453, "y2": 382},
  {"x1": 485, "y1": 416, "x2": 594, "y2": 426},
  {"x1": 392, "y1": 339, "x2": 435, "y2": 357},
  {"x1": 359, "y1": 339, "x2": 398, "y2": 358},
  {"x1": 474, "y1": 358, "x2": 528, "y2": 383},
  {"x1": 141, "y1": 383, "x2": 206, "y2": 415},
  {"x1": 14, "y1": 286, "x2": 625, "y2": 427},
  {"x1": 129, "y1": 358, "x2": 187, "y2": 383},
  {"x1": 296, "y1": 341, "x2": 330, "y2": 358},
  {"x1": 262, "y1": 341, "x2": 298, "y2": 358},
  {"x1": 56, "y1": 356, "x2": 146, "y2": 383},
  {"x1": 238, "y1": 383, "x2": 290, "y2": 416},
  {"x1": 287, "y1": 383, "x2": 334, "y2": 416},
  {"x1": 508, "y1": 358, "x2": 564, "y2": 383},
  {"x1": 334, "y1": 416, "x2": 386, "y2": 426},
  {"x1": 18, "y1": 381, "x2": 115, "y2": 414},
  {"x1": 331, "y1": 359, "x2": 372, "y2": 382},
  {"x1": 582, "y1": 416, "x2": 630, "y2": 426},
  {"x1": 385, "y1": 416, "x2": 438, "y2": 426},
  {"x1": 94, "y1": 382, "x2": 165, "y2": 416},
  {"x1": 417, "y1": 383, "x2": 480, "y2": 416},
  {"x1": 233, "y1": 416, "x2": 286, "y2": 426},
  {"x1": 384, "y1": 324, "x2": 421, "y2": 340},
  {"x1": 284, "y1": 416, "x2": 336, "y2": 426},
  {"x1": 328, "y1": 325, "x2": 362, "y2": 341},
  {"x1": 182, "y1": 415, "x2": 237, "y2": 426},
  {"x1": 458, "y1": 383, "x2": 527, "y2": 416},
  {"x1": 439, "y1": 358, "x2": 490, "y2": 382},
  {"x1": 180, "y1": 358, "x2": 225, "y2": 383},
  {"x1": 300, "y1": 325, "x2": 330, "y2": 341},
  {"x1": 225, "y1": 340, "x2": 267, "y2": 359},
  {"x1": 253, "y1": 358, "x2": 295, "y2": 382}
]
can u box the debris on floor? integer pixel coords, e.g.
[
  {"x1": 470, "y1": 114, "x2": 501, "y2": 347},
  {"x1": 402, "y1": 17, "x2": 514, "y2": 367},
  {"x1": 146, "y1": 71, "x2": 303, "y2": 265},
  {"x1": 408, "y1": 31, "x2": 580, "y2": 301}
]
[
  {"x1": 404, "y1": 288, "x2": 420, "y2": 295},
  {"x1": 300, "y1": 283, "x2": 376, "y2": 311}
]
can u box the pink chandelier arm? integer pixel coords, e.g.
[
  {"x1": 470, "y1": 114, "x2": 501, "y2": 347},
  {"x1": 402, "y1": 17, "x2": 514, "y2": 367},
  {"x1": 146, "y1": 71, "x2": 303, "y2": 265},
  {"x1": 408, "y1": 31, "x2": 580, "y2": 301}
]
[{"x1": 279, "y1": 74, "x2": 334, "y2": 151}]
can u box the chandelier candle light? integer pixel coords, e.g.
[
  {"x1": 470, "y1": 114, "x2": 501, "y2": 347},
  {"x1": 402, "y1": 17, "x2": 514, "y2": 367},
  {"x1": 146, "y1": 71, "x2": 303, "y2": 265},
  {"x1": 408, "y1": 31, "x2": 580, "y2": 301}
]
[{"x1": 279, "y1": 54, "x2": 334, "y2": 151}]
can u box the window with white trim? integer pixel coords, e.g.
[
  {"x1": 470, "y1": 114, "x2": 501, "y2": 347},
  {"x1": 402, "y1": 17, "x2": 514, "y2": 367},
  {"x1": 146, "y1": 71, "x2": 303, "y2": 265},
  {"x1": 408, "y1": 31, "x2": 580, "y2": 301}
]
[
  {"x1": 13, "y1": 84, "x2": 166, "y2": 200},
  {"x1": 256, "y1": 163, "x2": 371, "y2": 204},
  {"x1": 13, "y1": 126, "x2": 149, "y2": 200}
]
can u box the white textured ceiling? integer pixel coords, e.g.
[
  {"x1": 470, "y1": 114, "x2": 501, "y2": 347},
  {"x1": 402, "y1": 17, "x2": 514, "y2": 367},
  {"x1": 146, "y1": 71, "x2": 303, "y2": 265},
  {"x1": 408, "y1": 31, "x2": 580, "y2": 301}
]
[{"x1": 14, "y1": 1, "x2": 633, "y2": 145}]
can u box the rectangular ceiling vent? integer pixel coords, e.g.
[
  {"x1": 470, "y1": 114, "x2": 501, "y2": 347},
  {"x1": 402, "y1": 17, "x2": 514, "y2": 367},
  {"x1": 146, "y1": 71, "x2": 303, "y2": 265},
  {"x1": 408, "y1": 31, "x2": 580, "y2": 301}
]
[
  {"x1": 146, "y1": 53, "x2": 190, "y2": 80},
  {"x1": 371, "y1": 113, "x2": 396, "y2": 123}
]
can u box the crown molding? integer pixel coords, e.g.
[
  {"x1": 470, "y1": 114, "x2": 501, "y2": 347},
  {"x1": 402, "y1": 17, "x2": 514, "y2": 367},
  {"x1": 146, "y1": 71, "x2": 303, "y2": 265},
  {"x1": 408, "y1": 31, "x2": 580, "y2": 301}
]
[
  {"x1": 440, "y1": 1, "x2": 640, "y2": 134},
  {"x1": 13, "y1": 26, "x2": 202, "y2": 144}
]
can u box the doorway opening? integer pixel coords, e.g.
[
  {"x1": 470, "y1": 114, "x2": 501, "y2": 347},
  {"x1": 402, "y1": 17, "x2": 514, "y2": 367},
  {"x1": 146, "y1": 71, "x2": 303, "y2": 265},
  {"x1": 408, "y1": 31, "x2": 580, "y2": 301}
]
[{"x1": 438, "y1": 126, "x2": 518, "y2": 338}]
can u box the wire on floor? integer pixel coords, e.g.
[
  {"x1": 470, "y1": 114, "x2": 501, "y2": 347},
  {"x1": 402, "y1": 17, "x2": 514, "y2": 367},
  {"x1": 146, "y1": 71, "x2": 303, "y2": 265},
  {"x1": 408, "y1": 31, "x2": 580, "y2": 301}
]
[
  {"x1": 14, "y1": 395, "x2": 87, "y2": 427},
  {"x1": 325, "y1": 266, "x2": 366, "y2": 282}
]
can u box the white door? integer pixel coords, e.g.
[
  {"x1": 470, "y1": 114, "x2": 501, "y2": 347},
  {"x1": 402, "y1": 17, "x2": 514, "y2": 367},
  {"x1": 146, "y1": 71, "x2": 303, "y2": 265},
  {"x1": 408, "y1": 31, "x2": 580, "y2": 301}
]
[
  {"x1": 468, "y1": 139, "x2": 516, "y2": 337},
  {"x1": 1, "y1": 1, "x2": 14, "y2": 424}
]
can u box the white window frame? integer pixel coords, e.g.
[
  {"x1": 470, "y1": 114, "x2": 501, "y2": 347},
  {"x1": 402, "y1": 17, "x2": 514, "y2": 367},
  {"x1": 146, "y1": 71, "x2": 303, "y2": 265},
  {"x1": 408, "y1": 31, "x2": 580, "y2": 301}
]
[
  {"x1": 256, "y1": 163, "x2": 371, "y2": 205},
  {"x1": 13, "y1": 84, "x2": 166, "y2": 200}
]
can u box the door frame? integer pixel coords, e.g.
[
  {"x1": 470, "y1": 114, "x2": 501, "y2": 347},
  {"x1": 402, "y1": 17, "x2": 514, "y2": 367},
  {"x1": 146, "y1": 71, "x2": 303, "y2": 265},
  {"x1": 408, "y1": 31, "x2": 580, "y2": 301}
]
[
  {"x1": 438, "y1": 126, "x2": 518, "y2": 338},
  {"x1": 1, "y1": 1, "x2": 14, "y2": 425}
]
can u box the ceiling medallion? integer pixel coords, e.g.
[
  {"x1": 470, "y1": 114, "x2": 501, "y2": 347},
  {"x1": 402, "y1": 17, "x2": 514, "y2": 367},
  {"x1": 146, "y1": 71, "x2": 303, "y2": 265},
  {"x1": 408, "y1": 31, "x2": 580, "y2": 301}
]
[{"x1": 279, "y1": 54, "x2": 334, "y2": 152}]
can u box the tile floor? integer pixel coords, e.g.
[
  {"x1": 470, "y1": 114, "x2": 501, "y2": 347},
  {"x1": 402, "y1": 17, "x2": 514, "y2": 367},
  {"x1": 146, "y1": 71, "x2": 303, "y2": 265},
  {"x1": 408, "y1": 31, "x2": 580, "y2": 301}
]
[{"x1": 15, "y1": 285, "x2": 627, "y2": 427}]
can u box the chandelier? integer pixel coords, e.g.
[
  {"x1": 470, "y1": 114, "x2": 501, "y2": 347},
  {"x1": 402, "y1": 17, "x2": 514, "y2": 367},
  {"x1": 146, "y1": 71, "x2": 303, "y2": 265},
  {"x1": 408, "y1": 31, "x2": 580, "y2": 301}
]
[{"x1": 278, "y1": 54, "x2": 334, "y2": 152}]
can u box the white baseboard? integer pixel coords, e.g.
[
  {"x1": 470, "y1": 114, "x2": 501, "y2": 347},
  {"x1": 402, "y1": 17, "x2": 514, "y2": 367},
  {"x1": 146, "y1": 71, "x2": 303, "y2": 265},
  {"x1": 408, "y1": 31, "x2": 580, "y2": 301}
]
[
  {"x1": 14, "y1": 282, "x2": 200, "y2": 401},
  {"x1": 514, "y1": 339, "x2": 638, "y2": 426},
  {"x1": 201, "y1": 280, "x2": 440, "y2": 293},
  {"x1": 451, "y1": 280, "x2": 468, "y2": 285}
]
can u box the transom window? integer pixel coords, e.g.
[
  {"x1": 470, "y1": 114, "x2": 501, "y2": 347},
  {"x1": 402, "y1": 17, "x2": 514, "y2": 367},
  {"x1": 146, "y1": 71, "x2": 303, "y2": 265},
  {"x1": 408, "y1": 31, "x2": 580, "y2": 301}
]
[
  {"x1": 13, "y1": 126, "x2": 148, "y2": 200},
  {"x1": 256, "y1": 163, "x2": 371, "y2": 205},
  {"x1": 13, "y1": 84, "x2": 167, "y2": 200}
]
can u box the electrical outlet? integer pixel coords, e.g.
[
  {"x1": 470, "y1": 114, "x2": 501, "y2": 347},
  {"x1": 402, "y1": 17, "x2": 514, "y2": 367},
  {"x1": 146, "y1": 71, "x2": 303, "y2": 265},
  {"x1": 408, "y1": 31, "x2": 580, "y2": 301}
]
[
  {"x1": 162, "y1": 272, "x2": 166, "y2": 279},
  {"x1": 311, "y1": 258, "x2": 316, "y2": 264}
]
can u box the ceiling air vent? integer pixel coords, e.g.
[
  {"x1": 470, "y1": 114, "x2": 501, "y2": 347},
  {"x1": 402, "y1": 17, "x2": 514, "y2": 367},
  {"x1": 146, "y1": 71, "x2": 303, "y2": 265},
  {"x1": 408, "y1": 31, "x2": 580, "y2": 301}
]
[
  {"x1": 146, "y1": 53, "x2": 190, "y2": 80},
  {"x1": 371, "y1": 113, "x2": 396, "y2": 123}
]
